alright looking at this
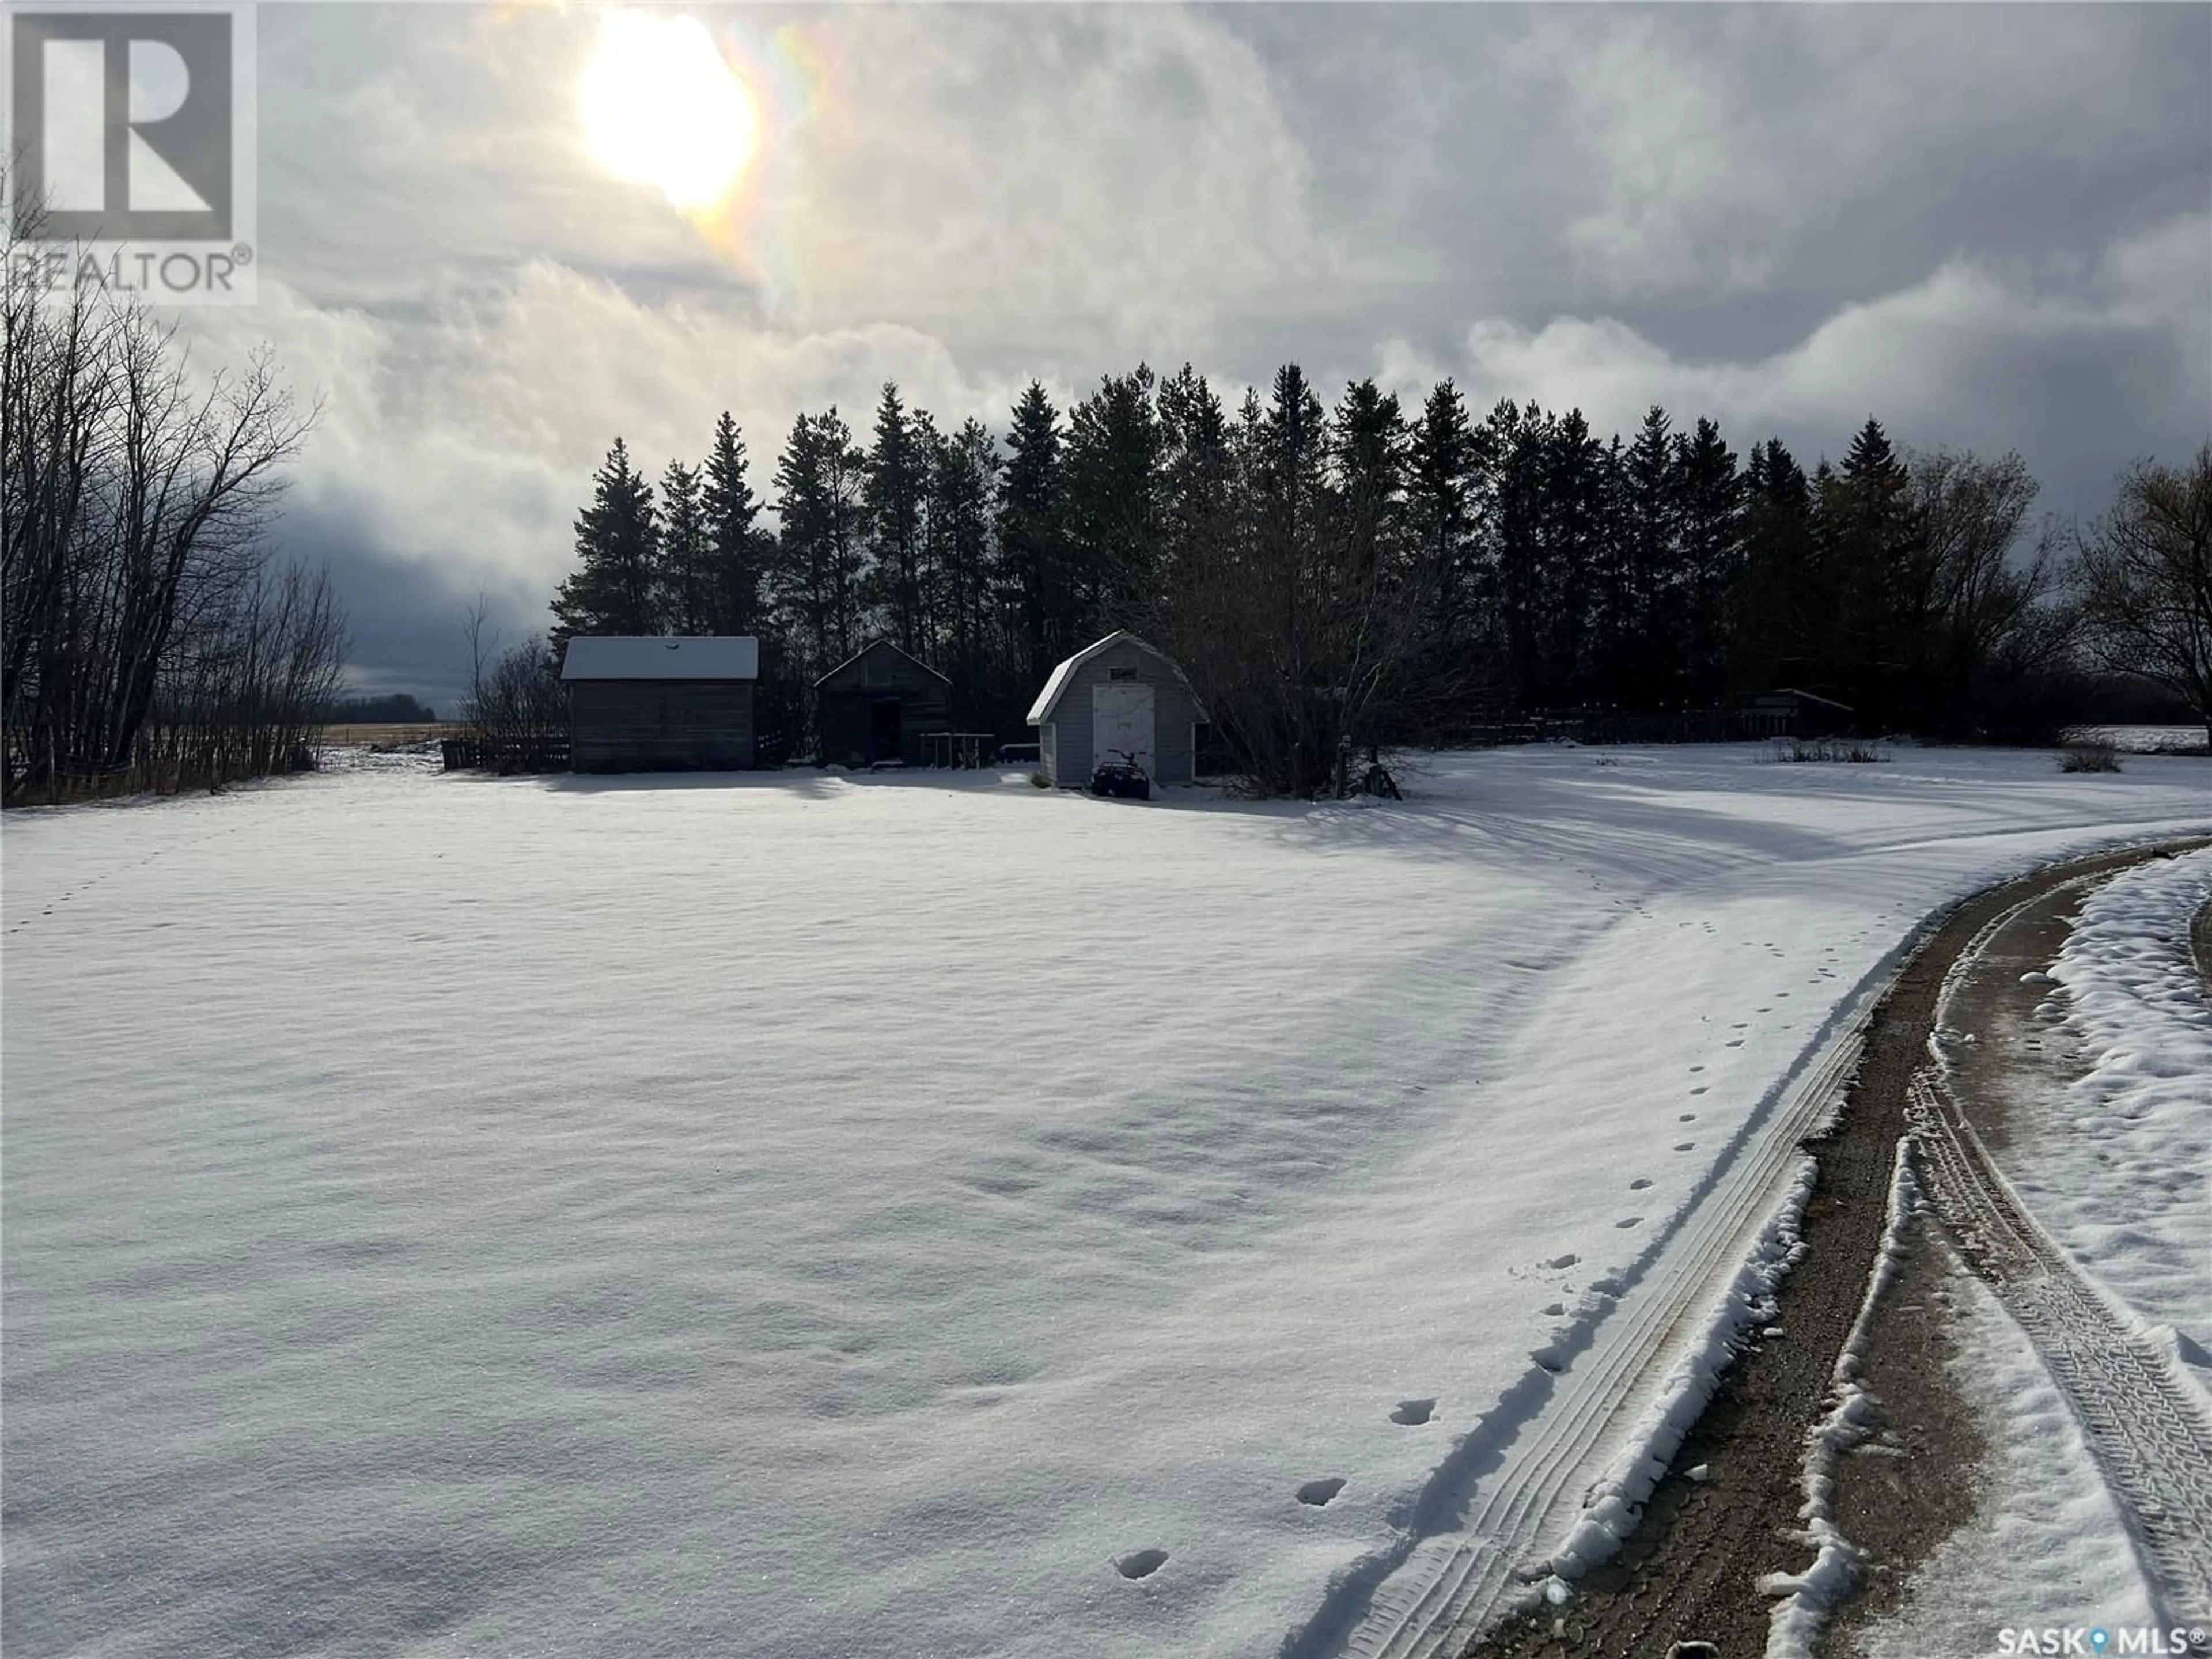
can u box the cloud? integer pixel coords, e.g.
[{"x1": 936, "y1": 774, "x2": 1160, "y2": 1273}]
[
  {"x1": 151, "y1": 5, "x2": 2207, "y2": 698},
  {"x1": 1452, "y1": 213, "x2": 2211, "y2": 504}
]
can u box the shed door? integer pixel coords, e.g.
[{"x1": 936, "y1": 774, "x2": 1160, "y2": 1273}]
[{"x1": 1092, "y1": 682, "x2": 1156, "y2": 775}]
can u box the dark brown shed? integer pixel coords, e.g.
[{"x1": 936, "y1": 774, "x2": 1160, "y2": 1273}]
[
  {"x1": 561, "y1": 635, "x2": 758, "y2": 772},
  {"x1": 814, "y1": 640, "x2": 953, "y2": 767}
]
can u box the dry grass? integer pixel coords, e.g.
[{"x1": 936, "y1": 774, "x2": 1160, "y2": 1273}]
[
  {"x1": 319, "y1": 722, "x2": 465, "y2": 748},
  {"x1": 2058, "y1": 743, "x2": 2122, "y2": 774}
]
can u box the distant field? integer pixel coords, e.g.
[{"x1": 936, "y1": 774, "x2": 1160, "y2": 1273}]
[
  {"x1": 317, "y1": 722, "x2": 465, "y2": 746},
  {"x1": 2062, "y1": 724, "x2": 2208, "y2": 754}
]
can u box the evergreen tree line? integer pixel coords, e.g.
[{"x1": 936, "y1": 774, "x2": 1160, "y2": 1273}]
[
  {"x1": 546, "y1": 363, "x2": 2165, "y2": 783},
  {"x1": 2, "y1": 225, "x2": 343, "y2": 806}
]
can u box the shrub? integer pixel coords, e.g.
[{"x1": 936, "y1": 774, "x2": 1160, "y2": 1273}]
[
  {"x1": 1030, "y1": 771, "x2": 1051, "y2": 789},
  {"x1": 1763, "y1": 738, "x2": 1889, "y2": 764},
  {"x1": 2059, "y1": 744, "x2": 2122, "y2": 774}
]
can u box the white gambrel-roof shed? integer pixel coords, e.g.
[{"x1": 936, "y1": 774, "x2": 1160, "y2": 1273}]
[{"x1": 1027, "y1": 630, "x2": 1207, "y2": 787}]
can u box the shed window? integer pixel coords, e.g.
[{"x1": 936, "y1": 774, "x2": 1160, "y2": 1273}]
[{"x1": 1108, "y1": 666, "x2": 1139, "y2": 681}]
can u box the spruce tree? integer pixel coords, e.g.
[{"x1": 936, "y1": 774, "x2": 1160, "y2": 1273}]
[
  {"x1": 703, "y1": 411, "x2": 766, "y2": 634},
  {"x1": 863, "y1": 383, "x2": 928, "y2": 654},
  {"x1": 1331, "y1": 378, "x2": 1408, "y2": 581},
  {"x1": 927, "y1": 417, "x2": 1001, "y2": 721},
  {"x1": 1408, "y1": 380, "x2": 1482, "y2": 662},
  {"x1": 551, "y1": 437, "x2": 661, "y2": 643},
  {"x1": 1672, "y1": 416, "x2": 1743, "y2": 704},
  {"x1": 1156, "y1": 364, "x2": 1233, "y2": 608},
  {"x1": 1618, "y1": 406, "x2": 1681, "y2": 704},
  {"x1": 771, "y1": 408, "x2": 869, "y2": 673},
  {"x1": 658, "y1": 459, "x2": 709, "y2": 633},
  {"x1": 1539, "y1": 408, "x2": 1606, "y2": 705},
  {"x1": 1063, "y1": 366, "x2": 1163, "y2": 635},
  {"x1": 997, "y1": 382, "x2": 1069, "y2": 683}
]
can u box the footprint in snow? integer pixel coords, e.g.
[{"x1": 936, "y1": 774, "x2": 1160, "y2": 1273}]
[
  {"x1": 1675, "y1": 1142, "x2": 1696, "y2": 1152},
  {"x1": 1680, "y1": 1112, "x2": 1697, "y2": 1122},
  {"x1": 1615, "y1": 1216, "x2": 1642, "y2": 1229},
  {"x1": 1390, "y1": 1398, "x2": 1437, "y2": 1426},
  {"x1": 1541, "y1": 1301, "x2": 1565, "y2": 1316},
  {"x1": 1690, "y1": 1086, "x2": 1709, "y2": 1096},
  {"x1": 1114, "y1": 1548, "x2": 1169, "y2": 1580},
  {"x1": 1726, "y1": 1040, "x2": 1744, "y2": 1048},
  {"x1": 1688, "y1": 1065, "x2": 1705, "y2": 1073},
  {"x1": 1546, "y1": 1253, "x2": 1580, "y2": 1270},
  {"x1": 1629, "y1": 1178, "x2": 1652, "y2": 1190},
  {"x1": 1297, "y1": 1478, "x2": 1346, "y2": 1507}
]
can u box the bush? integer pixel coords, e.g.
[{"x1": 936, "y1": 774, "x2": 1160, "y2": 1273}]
[
  {"x1": 1030, "y1": 771, "x2": 1051, "y2": 789},
  {"x1": 1763, "y1": 738, "x2": 1889, "y2": 764},
  {"x1": 2059, "y1": 743, "x2": 2122, "y2": 774}
]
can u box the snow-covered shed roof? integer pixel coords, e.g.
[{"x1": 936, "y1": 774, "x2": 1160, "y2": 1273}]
[
  {"x1": 814, "y1": 638, "x2": 950, "y2": 689},
  {"x1": 560, "y1": 636, "x2": 759, "y2": 681},
  {"x1": 1026, "y1": 630, "x2": 1204, "y2": 725}
]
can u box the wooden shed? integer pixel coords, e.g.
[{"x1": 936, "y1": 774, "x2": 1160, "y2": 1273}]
[
  {"x1": 1027, "y1": 630, "x2": 1206, "y2": 787},
  {"x1": 815, "y1": 640, "x2": 953, "y2": 767},
  {"x1": 562, "y1": 635, "x2": 758, "y2": 772},
  {"x1": 1740, "y1": 687, "x2": 1856, "y2": 740}
]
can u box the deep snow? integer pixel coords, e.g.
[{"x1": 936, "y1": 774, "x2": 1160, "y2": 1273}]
[
  {"x1": 4, "y1": 744, "x2": 2206, "y2": 1658},
  {"x1": 2008, "y1": 847, "x2": 2212, "y2": 1347}
]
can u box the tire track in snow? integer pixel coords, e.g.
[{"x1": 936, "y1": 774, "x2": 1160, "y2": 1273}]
[
  {"x1": 1310, "y1": 840, "x2": 2211, "y2": 1659},
  {"x1": 1289, "y1": 942, "x2": 1890, "y2": 1659},
  {"x1": 1908, "y1": 878, "x2": 2212, "y2": 1634}
]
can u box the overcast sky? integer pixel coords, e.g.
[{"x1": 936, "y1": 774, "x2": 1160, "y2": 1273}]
[{"x1": 184, "y1": 3, "x2": 2212, "y2": 704}]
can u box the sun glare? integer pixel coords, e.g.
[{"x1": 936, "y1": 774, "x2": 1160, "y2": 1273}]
[{"x1": 581, "y1": 12, "x2": 757, "y2": 213}]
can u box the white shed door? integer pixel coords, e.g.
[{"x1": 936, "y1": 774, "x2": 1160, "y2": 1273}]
[{"x1": 1092, "y1": 682, "x2": 1156, "y2": 775}]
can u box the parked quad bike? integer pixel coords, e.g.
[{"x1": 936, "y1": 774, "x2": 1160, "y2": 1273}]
[{"x1": 1089, "y1": 749, "x2": 1152, "y2": 801}]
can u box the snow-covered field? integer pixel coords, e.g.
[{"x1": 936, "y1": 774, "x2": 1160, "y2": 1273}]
[{"x1": 4, "y1": 745, "x2": 2206, "y2": 1659}]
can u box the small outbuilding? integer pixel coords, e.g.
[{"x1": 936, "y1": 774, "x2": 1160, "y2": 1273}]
[
  {"x1": 562, "y1": 635, "x2": 758, "y2": 772},
  {"x1": 1027, "y1": 630, "x2": 1206, "y2": 787},
  {"x1": 1740, "y1": 686, "x2": 1856, "y2": 740},
  {"x1": 815, "y1": 639, "x2": 953, "y2": 767}
]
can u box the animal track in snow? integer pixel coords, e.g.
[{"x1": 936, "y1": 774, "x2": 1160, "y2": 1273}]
[
  {"x1": 1390, "y1": 1398, "x2": 1436, "y2": 1426},
  {"x1": 1114, "y1": 1548, "x2": 1169, "y2": 1580},
  {"x1": 1297, "y1": 1478, "x2": 1346, "y2": 1507}
]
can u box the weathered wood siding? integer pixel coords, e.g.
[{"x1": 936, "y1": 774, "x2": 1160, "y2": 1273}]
[
  {"x1": 570, "y1": 680, "x2": 755, "y2": 772},
  {"x1": 816, "y1": 644, "x2": 953, "y2": 766},
  {"x1": 1039, "y1": 639, "x2": 1199, "y2": 786}
]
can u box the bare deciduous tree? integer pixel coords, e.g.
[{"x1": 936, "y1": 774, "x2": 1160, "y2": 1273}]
[
  {"x1": 2, "y1": 185, "x2": 339, "y2": 803},
  {"x1": 2071, "y1": 445, "x2": 2212, "y2": 746}
]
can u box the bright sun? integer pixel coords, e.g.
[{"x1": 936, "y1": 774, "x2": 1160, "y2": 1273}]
[{"x1": 581, "y1": 12, "x2": 757, "y2": 212}]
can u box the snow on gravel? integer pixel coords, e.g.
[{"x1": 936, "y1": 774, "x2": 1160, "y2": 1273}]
[
  {"x1": 1839, "y1": 1265, "x2": 2162, "y2": 1659},
  {"x1": 3, "y1": 745, "x2": 2206, "y2": 1659},
  {"x1": 2006, "y1": 847, "x2": 2212, "y2": 1351}
]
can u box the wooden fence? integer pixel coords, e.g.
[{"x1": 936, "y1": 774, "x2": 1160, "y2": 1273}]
[{"x1": 441, "y1": 735, "x2": 571, "y2": 774}]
